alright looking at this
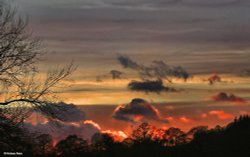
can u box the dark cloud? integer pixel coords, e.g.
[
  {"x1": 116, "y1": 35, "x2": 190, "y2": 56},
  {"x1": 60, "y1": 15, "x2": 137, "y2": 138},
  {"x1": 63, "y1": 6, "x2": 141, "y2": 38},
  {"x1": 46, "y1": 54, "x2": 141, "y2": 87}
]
[
  {"x1": 182, "y1": 0, "x2": 247, "y2": 7},
  {"x1": 31, "y1": 0, "x2": 247, "y2": 10},
  {"x1": 113, "y1": 98, "x2": 168, "y2": 123},
  {"x1": 117, "y1": 55, "x2": 190, "y2": 81},
  {"x1": 149, "y1": 61, "x2": 190, "y2": 81},
  {"x1": 34, "y1": 102, "x2": 86, "y2": 122},
  {"x1": 0, "y1": 1, "x2": 4, "y2": 6},
  {"x1": 14, "y1": 0, "x2": 248, "y2": 11},
  {"x1": 108, "y1": 0, "x2": 248, "y2": 9},
  {"x1": 109, "y1": 0, "x2": 247, "y2": 8},
  {"x1": 128, "y1": 80, "x2": 176, "y2": 93},
  {"x1": 95, "y1": 70, "x2": 124, "y2": 81},
  {"x1": 117, "y1": 56, "x2": 140, "y2": 70},
  {"x1": 110, "y1": 70, "x2": 123, "y2": 79},
  {"x1": 211, "y1": 92, "x2": 246, "y2": 103},
  {"x1": 108, "y1": 0, "x2": 181, "y2": 8},
  {"x1": 241, "y1": 69, "x2": 250, "y2": 77}
]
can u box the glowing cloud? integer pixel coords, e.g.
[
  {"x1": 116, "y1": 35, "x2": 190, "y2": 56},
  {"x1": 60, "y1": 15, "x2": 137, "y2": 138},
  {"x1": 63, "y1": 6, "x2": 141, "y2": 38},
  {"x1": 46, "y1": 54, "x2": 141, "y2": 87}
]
[
  {"x1": 209, "y1": 110, "x2": 234, "y2": 120},
  {"x1": 102, "y1": 130, "x2": 128, "y2": 142},
  {"x1": 23, "y1": 120, "x2": 100, "y2": 142},
  {"x1": 24, "y1": 113, "x2": 127, "y2": 143},
  {"x1": 179, "y1": 116, "x2": 193, "y2": 123},
  {"x1": 113, "y1": 98, "x2": 168, "y2": 124}
]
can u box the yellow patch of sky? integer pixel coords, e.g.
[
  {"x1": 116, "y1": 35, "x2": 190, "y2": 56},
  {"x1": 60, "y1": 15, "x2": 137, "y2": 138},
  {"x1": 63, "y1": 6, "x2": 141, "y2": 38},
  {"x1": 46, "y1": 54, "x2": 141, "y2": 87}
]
[{"x1": 56, "y1": 74, "x2": 250, "y2": 105}]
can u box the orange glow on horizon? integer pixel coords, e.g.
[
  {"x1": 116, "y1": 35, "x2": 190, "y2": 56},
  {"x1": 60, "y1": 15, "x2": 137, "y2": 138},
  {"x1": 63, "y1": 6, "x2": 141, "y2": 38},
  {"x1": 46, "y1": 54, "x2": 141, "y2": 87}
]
[
  {"x1": 102, "y1": 130, "x2": 128, "y2": 142},
  {"x1": 209, "y1": 110, "x2": 234, "y2": 120}
]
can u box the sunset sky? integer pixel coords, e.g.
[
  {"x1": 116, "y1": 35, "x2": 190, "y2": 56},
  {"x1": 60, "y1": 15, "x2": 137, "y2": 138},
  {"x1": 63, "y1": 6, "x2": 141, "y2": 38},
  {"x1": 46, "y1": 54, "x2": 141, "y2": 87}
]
[{"x1": 10, "y1": 0, "x2": 250, "y2": 135}]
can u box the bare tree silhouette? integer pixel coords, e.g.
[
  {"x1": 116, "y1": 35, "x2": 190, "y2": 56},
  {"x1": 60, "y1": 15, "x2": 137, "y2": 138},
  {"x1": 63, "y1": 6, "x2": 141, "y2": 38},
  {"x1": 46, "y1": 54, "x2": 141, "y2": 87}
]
[{"x1": 0, "y1": 3, "x2": 76, "y2": 122}]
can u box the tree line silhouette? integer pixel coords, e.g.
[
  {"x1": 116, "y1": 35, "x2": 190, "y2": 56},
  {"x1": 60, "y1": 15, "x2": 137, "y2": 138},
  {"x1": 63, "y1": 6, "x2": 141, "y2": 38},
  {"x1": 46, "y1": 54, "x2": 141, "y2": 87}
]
[{"x1": 1, "y1": 110, "x2": 250, "y2": 157}]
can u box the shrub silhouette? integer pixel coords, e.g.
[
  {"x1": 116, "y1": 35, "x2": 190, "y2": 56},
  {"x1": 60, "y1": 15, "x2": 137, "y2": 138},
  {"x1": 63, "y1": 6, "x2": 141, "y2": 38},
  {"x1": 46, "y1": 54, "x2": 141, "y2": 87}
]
[
  {"x1": 53, "y1": 135, "x2": 88, "y2": 157},
  {"x1": 0, "y1": 109, "x2": 33, "y2": 155},
  {"x1": 32, "y1": 134, "x2": 53, "y2": 156}
]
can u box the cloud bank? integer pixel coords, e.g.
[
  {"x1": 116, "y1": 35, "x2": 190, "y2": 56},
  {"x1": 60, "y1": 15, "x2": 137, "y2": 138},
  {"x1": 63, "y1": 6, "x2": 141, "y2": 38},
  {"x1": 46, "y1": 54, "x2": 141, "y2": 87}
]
[
  {"x1": 23, "y1": 119, "x2": 100, "y2": 142},
  {"x1": 24, "y1": 102, "x2": 127, "y2": 142}
]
